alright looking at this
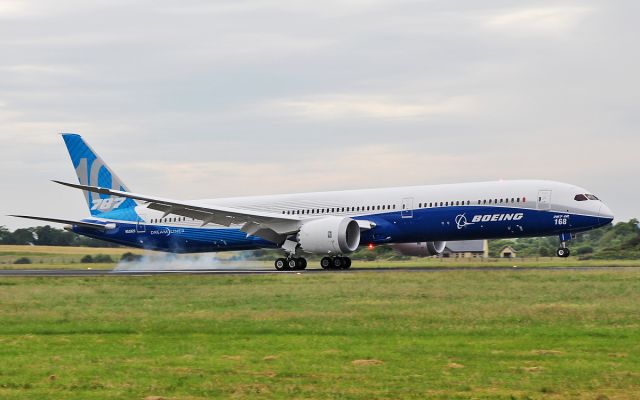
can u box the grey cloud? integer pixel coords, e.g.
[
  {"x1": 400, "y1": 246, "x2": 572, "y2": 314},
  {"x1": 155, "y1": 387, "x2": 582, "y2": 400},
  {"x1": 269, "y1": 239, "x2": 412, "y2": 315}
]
[{"x1": 1, "y1": 0, "x2": 638, "y2": 228}]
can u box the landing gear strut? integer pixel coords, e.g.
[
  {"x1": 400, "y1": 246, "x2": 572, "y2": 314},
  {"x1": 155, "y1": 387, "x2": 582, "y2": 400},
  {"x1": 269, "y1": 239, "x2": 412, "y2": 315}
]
[
  {"x1": 320, "y1": 256, "x2": 352, "y2": 270},
  {"x1": 274, "y1": 257, "x2": 307, "y2": 271},
  {"x1": 556, "y1": 233, "x2": 572, "y2": 258}
]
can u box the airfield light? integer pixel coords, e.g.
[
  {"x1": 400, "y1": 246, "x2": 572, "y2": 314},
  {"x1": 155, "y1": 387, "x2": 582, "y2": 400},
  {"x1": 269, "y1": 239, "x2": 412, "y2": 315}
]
[{"x1": 368, "y1": 243, "x2": 375, "y2": 250}]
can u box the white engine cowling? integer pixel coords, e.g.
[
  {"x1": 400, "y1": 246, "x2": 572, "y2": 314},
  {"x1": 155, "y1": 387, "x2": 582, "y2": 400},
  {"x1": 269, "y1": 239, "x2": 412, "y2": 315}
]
[
  {"x1": 297, "y1": 217, "x2": 361, "y2": 255},
  {"x1": 391, "y1": 242, "x2": 447, "y2": 257}
]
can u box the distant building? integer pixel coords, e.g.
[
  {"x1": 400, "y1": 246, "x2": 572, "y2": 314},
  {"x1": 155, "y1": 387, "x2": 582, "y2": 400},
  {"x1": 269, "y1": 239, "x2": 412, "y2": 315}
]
[
  {"x1": 441, "y1": 240, "x2": 488, "y2": 258},
  {"x1": 500, "y1": 246, "x2": 518, "y2": 258}
]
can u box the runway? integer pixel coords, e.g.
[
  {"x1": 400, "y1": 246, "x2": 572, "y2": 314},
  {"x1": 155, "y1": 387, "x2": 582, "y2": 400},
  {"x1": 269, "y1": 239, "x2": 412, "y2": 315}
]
[{"x1": 0, "y1": 266, "x2": 637, "y2": 277}]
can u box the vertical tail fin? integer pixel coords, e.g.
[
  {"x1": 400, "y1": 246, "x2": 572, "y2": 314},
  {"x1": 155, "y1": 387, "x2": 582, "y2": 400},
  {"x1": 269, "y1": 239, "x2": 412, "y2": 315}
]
[{"x1": 61, "y1": 133, "x2": 138, "y2": 217}]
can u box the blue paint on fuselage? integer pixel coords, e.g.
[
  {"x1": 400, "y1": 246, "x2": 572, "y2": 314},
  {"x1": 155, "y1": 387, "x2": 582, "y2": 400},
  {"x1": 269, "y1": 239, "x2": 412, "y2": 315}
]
[{"x1": 74, "y1": 205, "x2": 611, "y2": 253}]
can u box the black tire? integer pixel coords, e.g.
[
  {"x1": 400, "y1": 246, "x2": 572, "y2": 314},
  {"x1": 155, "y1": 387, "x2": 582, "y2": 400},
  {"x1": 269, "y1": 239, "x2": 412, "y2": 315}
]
[
  {"x1": 333, "y1": 257, "x2": 343, "y2": 269},
  {"x1": 287, "y1": 258, "x2": 297, "y2": 270},
  {"x1": 321, "y1": 257, "x2": 332, "y2": 269},
  {"x1": 275, "y1": 258, "x2": 287, "y2": 271},
  {"x1": 563, "y1": 248, "x2": 571, "y2": 258},
  {"x1": 556, "y1": 248, "x2": 570, "y2": 258},
  {"x1": 297, "y1": 258, "x2": 307, "y2": 270},
  {"x1": 342, "y1": 257, "x2": 352, "y2": 269}
]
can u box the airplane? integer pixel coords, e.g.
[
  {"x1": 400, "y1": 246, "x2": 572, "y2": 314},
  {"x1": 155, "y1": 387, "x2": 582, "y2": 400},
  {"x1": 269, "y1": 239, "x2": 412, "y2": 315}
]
[{"x1": 11, "y1": 134, "x2": 614, "y2": 270}]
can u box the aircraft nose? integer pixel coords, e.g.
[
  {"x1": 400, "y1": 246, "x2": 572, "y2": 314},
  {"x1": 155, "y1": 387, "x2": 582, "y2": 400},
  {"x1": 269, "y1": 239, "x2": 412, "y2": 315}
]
[{"x1": 598, "y1": 204, "x2": 614, "y2": 223}]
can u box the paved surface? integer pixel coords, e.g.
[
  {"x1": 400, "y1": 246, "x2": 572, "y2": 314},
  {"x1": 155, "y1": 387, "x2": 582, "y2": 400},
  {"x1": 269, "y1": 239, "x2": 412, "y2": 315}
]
[{"x1": 0, "y1": 266, "x2": 637, "y2": 277}]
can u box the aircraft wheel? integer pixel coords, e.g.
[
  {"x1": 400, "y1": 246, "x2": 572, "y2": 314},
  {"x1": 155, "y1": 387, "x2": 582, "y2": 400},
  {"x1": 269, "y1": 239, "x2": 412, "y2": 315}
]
[
  {"x1": 287, "y1": 258, "x2": 298, "y2": 270},
  {"x1": 320, "y1": 257, "x2": 332, "y2": 270},
  {"x1": 297, "y1": 257, "x2": 307, "y2": 270},
  {"x1": 556, "y1": 248, "x2": 570, "y2": 258},
  {"x1": 342, "y1": 257, "x2": 352, "y2": 269},
  {"x1": 275, "y1": 258, "x2": 287, "y2": 271},
  {"x1": 332, "y1": 257, "x2": 343, "y2": 269}
]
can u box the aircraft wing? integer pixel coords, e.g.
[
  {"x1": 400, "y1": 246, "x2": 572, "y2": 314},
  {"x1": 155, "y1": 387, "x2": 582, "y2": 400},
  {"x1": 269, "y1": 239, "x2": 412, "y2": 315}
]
[
  {"x1": 9, "y1": 215, "x2": 116, "y2": 232},
  {"x1": 53, "y1": 181, "x2": 303, "y2": 242}
]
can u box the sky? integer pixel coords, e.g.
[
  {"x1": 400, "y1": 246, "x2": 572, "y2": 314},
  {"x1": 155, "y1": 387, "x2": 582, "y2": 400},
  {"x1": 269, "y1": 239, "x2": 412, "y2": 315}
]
[{"x1": 1, "y1": 0, "x2": 638, "y2": 229}]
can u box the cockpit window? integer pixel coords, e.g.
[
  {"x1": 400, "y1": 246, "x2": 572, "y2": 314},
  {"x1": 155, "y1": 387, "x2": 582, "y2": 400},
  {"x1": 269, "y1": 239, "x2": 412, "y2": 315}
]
[
  {"x1": 574, "y1": 194, "x2": 588, "y2": 201},
  {"x1": 585, "y1": 194, "x2": 599, "y2": 200}
]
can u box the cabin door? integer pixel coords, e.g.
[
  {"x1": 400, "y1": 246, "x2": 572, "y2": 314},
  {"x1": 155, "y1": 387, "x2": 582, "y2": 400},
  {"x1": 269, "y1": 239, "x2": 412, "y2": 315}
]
[
  {"x1": 136, "y1": 214, "x2": 147, "y2": 233},
  {"x1": 401, "y1": 197, "x2": 414, "y2": 219},
  {"x1": 537, "y1": 190, "x2": 552, "y2": 210}
]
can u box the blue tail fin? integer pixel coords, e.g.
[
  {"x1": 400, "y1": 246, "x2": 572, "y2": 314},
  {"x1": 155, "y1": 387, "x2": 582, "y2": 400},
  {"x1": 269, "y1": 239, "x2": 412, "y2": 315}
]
[{"x1": 61, "y1": 133, "x2": 138, "y2": 218}]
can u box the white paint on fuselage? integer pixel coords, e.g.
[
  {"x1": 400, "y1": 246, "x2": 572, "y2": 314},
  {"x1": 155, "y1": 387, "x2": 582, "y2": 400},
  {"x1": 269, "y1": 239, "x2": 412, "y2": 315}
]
[{"x1": 136, "y1": 180, "x2": 612, "y2": 227}]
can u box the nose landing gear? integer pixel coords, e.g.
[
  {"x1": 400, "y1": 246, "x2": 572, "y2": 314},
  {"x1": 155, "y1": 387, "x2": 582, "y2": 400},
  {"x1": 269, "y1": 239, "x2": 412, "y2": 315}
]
[{"x1": 556, "y1": 232, "x2": 572, "y2": 258}]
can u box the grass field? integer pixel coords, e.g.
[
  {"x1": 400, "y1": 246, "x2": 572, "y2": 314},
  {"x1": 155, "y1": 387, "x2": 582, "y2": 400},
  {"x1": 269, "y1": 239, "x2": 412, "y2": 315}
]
[
  {"x1": 0, "y1": 245, "x2": 144, "y2": 269},
  {"x1": 2, "y1": 245, "x2": 640, "y2": 270},
  {"x1": 0, "y1": 269, "x2": 639, "y2": 399}
]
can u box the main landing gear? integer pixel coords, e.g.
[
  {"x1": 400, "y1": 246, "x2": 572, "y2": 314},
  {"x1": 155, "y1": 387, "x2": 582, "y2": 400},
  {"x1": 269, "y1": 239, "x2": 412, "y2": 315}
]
[
  {"x1": 275, "y1": 257, "x2": 307, "y2": 271},
  {"x1": 320, "y1": 256, "x2": 352, "y2": 270},
  {"x1": 273, "y1": 256, "x2": 352, "y2": 271},
  {"x1": 556, "y1": 232, "x2": 572, "y2": 258}
]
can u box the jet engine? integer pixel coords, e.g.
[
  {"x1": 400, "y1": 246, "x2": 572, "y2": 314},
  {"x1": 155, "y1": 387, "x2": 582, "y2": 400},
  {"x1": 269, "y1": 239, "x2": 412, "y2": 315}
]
[
  {"x1": 391, "y1": 241, "x2": 446, "y2": 257},
  {"x1": 298, "y1": 217, "x2": 361, "y2": 255}
]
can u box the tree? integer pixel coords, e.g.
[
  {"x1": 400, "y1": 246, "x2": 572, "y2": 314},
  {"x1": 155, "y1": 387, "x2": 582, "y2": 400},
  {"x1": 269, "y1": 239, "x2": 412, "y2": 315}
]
[
  {"x1": 11, "y1": 229, "x2": 35, "y2": 245},
  {"x1": 33, "y1": 226, "x2": 75, "y2": 246},
  {"x1": 0, "y1": 226, "x2": 11, "y2": 244}
]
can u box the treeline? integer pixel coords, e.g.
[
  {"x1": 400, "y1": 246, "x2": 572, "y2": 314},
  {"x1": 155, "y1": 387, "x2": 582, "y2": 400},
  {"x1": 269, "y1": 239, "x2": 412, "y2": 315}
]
[
  {"x1": 0, "y1": 225, "x2": 120, "y2": 248},
  {"x1": 489, "y1": 219, "x2": 640, "y2": 259}
]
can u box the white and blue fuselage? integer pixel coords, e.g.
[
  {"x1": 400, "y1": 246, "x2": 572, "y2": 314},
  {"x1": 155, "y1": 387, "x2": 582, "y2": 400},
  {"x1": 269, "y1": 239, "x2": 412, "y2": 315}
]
[{"x1": 74, "y1": 180, "x2": 613, "y2": 253}]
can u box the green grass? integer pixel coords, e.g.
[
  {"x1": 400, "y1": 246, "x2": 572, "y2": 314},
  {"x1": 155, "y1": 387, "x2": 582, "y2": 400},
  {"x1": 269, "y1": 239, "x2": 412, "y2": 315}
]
[
  {"x1": 0, "y1": 270, "x2": 639, "y2": 399},
  {"x1": 0, "y1": 246, "x2": 144, "y2": 270}
]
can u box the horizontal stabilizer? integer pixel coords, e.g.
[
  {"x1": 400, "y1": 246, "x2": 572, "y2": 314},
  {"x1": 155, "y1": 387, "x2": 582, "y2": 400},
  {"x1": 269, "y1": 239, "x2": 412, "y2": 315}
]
[{"x1": 9, "y1": 215, "x2": 115, "y2": 232}]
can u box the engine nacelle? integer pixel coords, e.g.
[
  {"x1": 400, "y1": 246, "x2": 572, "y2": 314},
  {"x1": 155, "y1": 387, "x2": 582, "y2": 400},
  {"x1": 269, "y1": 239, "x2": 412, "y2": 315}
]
[
  {"x1": 297, "y1": 217, "x2": 361, "y2": 255},
  {"x1": 391, "y1": 241, "x2": 447, "y2": 257}
]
